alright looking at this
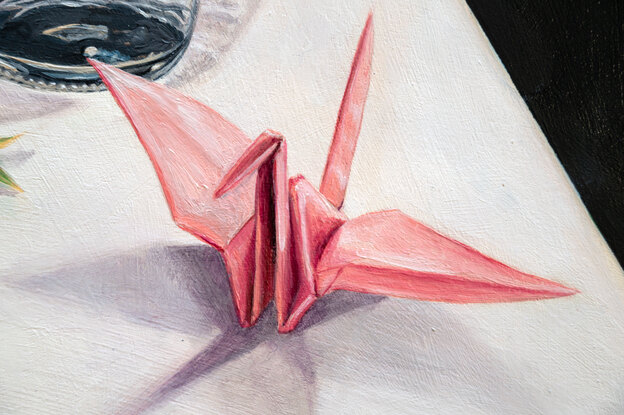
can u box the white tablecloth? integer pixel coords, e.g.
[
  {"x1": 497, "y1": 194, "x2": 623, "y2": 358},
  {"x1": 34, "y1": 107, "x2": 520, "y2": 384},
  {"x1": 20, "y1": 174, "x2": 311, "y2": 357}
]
[{"x1": 1, "y1": 1, "x2": 623, "y2": 413}]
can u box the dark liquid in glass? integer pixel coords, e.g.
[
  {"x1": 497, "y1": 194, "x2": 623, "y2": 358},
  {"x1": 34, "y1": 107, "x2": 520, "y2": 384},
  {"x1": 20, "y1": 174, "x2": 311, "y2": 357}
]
[{"x1": 0, "y1": 3, "x2": 191, "y2": 90}]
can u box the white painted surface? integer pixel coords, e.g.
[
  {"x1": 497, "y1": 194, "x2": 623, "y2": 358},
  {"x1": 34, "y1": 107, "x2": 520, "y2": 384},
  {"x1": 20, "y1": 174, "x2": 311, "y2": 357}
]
[{"x1": 1, "y1": 0, "x2": 623, "y2": 414}]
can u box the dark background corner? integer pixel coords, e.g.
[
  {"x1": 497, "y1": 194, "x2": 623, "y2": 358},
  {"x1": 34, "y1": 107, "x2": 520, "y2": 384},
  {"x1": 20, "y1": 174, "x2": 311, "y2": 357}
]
[{"x1": 466, "y1": 0, "x2": 623, "y2": 266}]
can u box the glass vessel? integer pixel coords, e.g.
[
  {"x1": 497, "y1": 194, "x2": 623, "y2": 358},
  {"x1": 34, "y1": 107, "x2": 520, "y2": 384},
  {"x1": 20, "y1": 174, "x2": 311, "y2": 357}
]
[{"x1": 0, "y1": 0, "x2": 198, "y2": 91}]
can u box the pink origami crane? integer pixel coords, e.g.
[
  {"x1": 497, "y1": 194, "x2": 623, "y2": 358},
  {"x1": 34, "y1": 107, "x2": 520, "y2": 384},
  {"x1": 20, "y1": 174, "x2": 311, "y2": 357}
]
[{"x1": 90, "y1": 14, "x2": 577, "y2": 333}]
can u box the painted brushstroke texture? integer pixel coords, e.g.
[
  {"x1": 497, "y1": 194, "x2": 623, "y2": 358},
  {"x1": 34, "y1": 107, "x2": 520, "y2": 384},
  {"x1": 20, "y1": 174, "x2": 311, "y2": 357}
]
[{"x1": 91, "y1": 12, "x2": 577, "y2": 333}]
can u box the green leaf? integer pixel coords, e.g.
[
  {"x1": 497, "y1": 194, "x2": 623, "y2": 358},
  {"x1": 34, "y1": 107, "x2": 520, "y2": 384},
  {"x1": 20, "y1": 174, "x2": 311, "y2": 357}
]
[
  {"x1": 0, "y1": 165, "x2": 23, "y2": 192},
  {"x1": 0, "y1": 133, "x2": 23, "y2": 149}
]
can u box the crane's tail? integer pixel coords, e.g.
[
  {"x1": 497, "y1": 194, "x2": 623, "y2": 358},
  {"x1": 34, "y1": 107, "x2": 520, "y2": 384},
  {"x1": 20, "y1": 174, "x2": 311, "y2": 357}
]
[{"x1": 319, "y1": 12, "x2": 374, "y2": 209}]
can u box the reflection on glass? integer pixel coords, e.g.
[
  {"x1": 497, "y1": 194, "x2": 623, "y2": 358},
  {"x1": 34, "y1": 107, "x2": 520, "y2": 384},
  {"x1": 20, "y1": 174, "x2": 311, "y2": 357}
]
[{"x1": 0, "y1": 0, "x2": 198, "y2": 91}]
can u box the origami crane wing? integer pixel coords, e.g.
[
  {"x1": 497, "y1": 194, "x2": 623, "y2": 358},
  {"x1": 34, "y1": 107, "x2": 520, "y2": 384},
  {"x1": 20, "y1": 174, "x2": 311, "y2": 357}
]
[
  {"x1": 315, "y1": 210, "x2": 578, "y2": 302},
  {"x1": 90, "y1": 59, "x2": 255, "y2": 250}
]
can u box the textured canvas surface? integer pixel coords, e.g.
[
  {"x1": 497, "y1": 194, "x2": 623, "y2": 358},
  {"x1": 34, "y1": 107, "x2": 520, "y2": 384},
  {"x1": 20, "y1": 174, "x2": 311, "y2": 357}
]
[{"x1": 1, "y1": 0, "x2": 623, "y2": 413}]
